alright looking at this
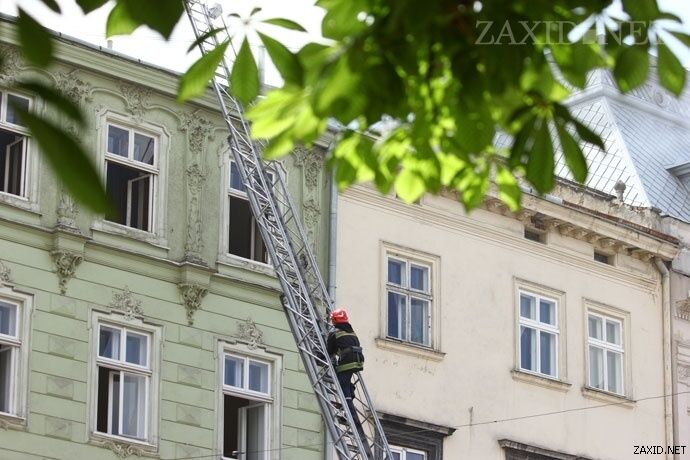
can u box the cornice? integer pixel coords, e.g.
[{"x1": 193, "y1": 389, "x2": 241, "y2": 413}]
[{"x1": 343, "y1": 186, "x2": 662, "y2": 291}]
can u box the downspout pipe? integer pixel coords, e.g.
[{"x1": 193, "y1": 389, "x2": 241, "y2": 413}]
[
  {"x1": 325, "y1": 142, "x2": 337, "y2": 460},
  {"x1": 654, "y1": 258, "x2": 675, "y2": 460}
]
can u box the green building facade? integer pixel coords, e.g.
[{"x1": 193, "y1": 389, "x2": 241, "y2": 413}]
[{"x1": 0, "y1": 17, "x2": 331, "y2": 460}]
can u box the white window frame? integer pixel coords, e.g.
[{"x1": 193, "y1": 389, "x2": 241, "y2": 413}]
[
  {"x1": 383, "y1": 247, "x2": 436, "y2": 348},
  {"x1": 88, "y1": 311, "x2": 161, "y2": 449},
  {"x1": 586, "y1": 310, "x2": 626, "y2": 396},
  {"x1": 517, "y1": 289, "x2": 560, "y2": 378},
  {"x1": 391, "y1": 445, "x2": 427, "y2": 460},
  {"x1": 513, "y1": 279, "x2": 567, "y2": 382},
  {"x1": 0, "y1": 286, "x2": 32, "y2": 424},
  {"x1": 0, "y1": 90, "x2": 32, "y2": 201},
  {"x1": 218, "y1": 343, "x2": 282, "y2": 460},
  {"x1": 218, "y1": 155, "x2": 285, "y2": 270},
  {"x1": 93, "y1": 110, "x2": 169, "y2": 245}
]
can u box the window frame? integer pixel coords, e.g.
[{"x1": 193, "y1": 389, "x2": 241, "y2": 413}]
[
  {"x1": 0, "y1": 90, "x2": 32, "y2": 201},
  {"x1": 88, "y1": 311, "x2": 161, "y2": 449},
  {"x1": 586, "y1": 310, "x2": 626, "y2": 396},
  {"x1": 391, "y1": 445, "x2": 428, "y2": 460},
  {"x1": 513, "y1": 279, "x2": 567, "y2": 384},
  {"x1": 0, "y1": 286, "x2": 33, "y2": 425},
  {"x1": 383, "y1": 247, "x2": 436, "y2": 349},
  {"x1": 217, "y1": 343, "x2": 282, "y2": 460},
  {"x1": 517, "y1": 289, "x2": 560, "y2": 378}
]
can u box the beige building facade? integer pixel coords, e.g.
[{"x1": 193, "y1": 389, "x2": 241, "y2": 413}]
[{"x1": 335, "y1": 182, "x2": 679, "y2": 460}]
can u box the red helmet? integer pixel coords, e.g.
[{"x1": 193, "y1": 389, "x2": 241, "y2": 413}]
[{"x1": 330, "y1": 309, "x2": 349, "y2": 324}]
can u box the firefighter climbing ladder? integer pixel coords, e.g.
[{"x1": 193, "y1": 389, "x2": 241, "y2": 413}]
[{"x1": 183, "y1": 2, "x2": 394, "y2": 459}]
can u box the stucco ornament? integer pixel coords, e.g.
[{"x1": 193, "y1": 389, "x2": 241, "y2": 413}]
[
  {"x1": 678, "y1": 365, "x2": 690, "y2": 387},
  {"x1": 56, "y1": 188, "x2": 79, "y2": 230},
  {"x1": 54, "y1": 70, "x2": 92, "y2": 104},
  {"x1": 178, "y1": 283, "x2": 208, "y2": 325},
  {"x1": 293, "y1": 147, "x2": 321, "y2": 189},
  {"x1": 178, "y1": 109, "x2": 214, "y2": 154},
  {"x1": 51, "y1": 250, "x2": 83, "y2": 294},
  {"x1": 0, "y1": 260, "x2": 12, "y2": 285},
  {"x1": 236, "y1": 318, "x2": 264, "y2": 349},
  {"x1": 184, "y1": 163, "x2": 206, "y2": 263},
  {"x1": 0, "y1": 44, "x2": 23, "y2": 84},
  {"x1": 110, "y1": 287, "x2": 144, "y2": 320},
  {"x1": 104, "y1": 440, "x2": 144, "y2": 458},
  {"x1": 677, "y1": 296, "x2": 690, "y2": 321},
  {"x1": 119, "y1": 81, "x2": 151, "y2": 121}
]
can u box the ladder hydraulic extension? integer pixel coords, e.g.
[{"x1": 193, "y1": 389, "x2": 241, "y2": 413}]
[{"x1": 183, "y1": 2, "x2": 394, "y2": 459}]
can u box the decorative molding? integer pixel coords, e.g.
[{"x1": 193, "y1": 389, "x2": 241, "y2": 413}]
[
  {"x1": 119, "y1": 81, "x2": 151, "y2": 121},
  {"x1": 178, "y1": 283, "x2": 208, "y2": 325},
  {"x1": 0, "y1": 260, "x2": 12, "y2": 285},
  {"x1": 51, "y1": 250, "x2": 83, "y2": 294},
  {"x1": 0, "y1": 44, "x2": 23, "y2": 84},
  {"x1": 303, "y1": 198, "x2": 321, "y2": 251},
  {"x1": 678, "y1": 364, "x2": 690, "y2": 384},
  {"x1": 54, "y1": 70, "x2": 92, "y2": 105},
  {"x1": 109, "y1": 287, "x2": 144, "y2": 320},
  {"x1": 178, "y1": 109, "x2": 214, "y2": 155},
  {"x1": 56, "y1": 188, "x2": 79, "y2": 231},
  {"x1": 104, "y1": 440, "x2": 145, "y2": 458},
  {"x1": 184, "y1": 163, "x2": 206, "y2": 264},
  {"x1": 676, "y1": 297, "x2": 690, "y2": 321},
  {"x1": 236, "y1": 318, "x2": 264, "y2": 349},
  {"x1": 293, "y1": 147, "x2": 320, "y2": 189}
]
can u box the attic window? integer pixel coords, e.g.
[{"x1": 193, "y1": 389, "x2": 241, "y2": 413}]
[
  {"x1": 524, "y1": 229, "x2": 545, "y2": 244},
  {"x1": 594, "y1": 251, "x2": 613, "y2": 265}
]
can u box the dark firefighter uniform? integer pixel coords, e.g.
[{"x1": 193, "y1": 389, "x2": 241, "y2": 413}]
[{"x1": 327, "y1": 322, "x2": 365, "y2": 429}]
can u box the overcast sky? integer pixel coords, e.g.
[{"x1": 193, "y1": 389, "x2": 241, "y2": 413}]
[{"x1": 1, "y1": 0, "x2": 690, "y2": 84}]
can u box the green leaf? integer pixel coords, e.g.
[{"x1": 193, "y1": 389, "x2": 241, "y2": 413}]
[
  {"x1": 258, "y1": 32, "x2": 303, "y2": 85},
  {"x1": 613, "y1": 46, "x2": 649, "y2": 93},
  {"x1": 231, "y1": 38, "x2": 260, "y2": 106},
  {"x1": 318, "y1": 0, "x2": 368, "y2": 40},
  {"x1": 17, "y1": 8, "x2": 54, "y2": 67},
  {"x1": 622, "y1": 0, "x2": 660, "y2": 21},
  {"x1": 106, "y1": 2, "x2": 138, "y2": 37},
  {"x1": 186, "y1": 27, "x2": 223, "y2": 53},
  {"x1": 75, "y1": 0, "x2": 108, "y2": 14},
  {"x1": 39, "y1": 0, "x2": 61, "y2": 13},
  {"x1": 16, "y1": 80, "x2": 84, "y2": 124},
  {"x1": 395, "y1": 169, "x2": 425, "y2": 203},
  {"x1": 657, "y1": 42, "x2": 686, "y2": 96},
  {"x1": 495, "y1": 166, "x2": 522, "y2": 211},
  {"x1": 250, "y1": 7, "x2": 263, "y2": 16},
  {"x1": 262, "y1": 18, "x2": 307, "y2": 32},
  {"x1": 571, "y1": 118, "x2": 605, "y2": 150},
  {"x1": 177, "y1": 41, "x2": 230, "y2": 103},
  {"x1": 13, "y1": 107, "x2": 109, "y2": 213},
  {"x1": 671, "y1": 31, "x2": 690, "y2": 48},
  {"x1": 525, "y1": 119, "x2": 554, "y2": 194},
  {"x1": 556, "y1": 122, "x2": 588, "y2": 182},
  {"x1": 108, "y1": 0, "x2": 184, "y2": 39}
]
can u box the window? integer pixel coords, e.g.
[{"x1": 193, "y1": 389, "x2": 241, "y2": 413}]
[
  {"x1": 0, "y1": 298, "x2": 19, "y2": 415},
  {"x1": 222, "y1": 352, "x2": 272, "y2": 460},
  {"x1": 95, "y1": 323, "x2": 151, "y2": 441},
  {"x1": 392, "y1": 446, "x2": 427, "y2": 460},
  {"x1": 105, "y1": 124, "x2": 157, "y2": 232},
  {"x1": 524, "y1": 228, "x2": 545, "y2": 244},
  {"x1": 386, "y1": 256, "x2": 432, "y2": 347},
  {"x1": 0, "y1": 91, "x2": 30, "y2": 198},
  {"x1": 227, "y1": 161, "x2": 269, "y2": 263},
  {"x1": 587, "y1": 312, "x2": 624, "y2": 395},
  {"x1": 518, "y1": 291, "x2": 559, "y2": 378},
  {"x1": 593, "y1": 251, "x2": 612, "y2": 265}
]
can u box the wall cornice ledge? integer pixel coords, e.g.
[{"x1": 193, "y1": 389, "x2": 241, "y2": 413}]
[{"x1": 342, "y1": 186, "x2": 660, "y2": 291}]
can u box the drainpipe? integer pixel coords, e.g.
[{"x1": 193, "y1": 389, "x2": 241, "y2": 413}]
[{"x1": 654, "y1": 258, "x2": 675, "y2": 460}]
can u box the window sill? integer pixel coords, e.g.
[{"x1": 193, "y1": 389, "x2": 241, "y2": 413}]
[
  {"x1": 375, "y1": 337, "x2": 445, "y2": 361},
  {"x1": 0, "y1": 193, "x2": 40, "y2": 217},
  {"x1": 581, "y1": 386, "x2": 634, "y2": 408},
  {"x1": 91, "y1": 221, "x2": 169, "y2": 258},
  {"x1": 90, "y1": 432, "x2": 158, "y2": 457},
  {"x1": 217, "y1": 253, "x2": 275, "y2": 276},
  {"x1": 511, "y1": 369, "x2": 572, "y2": 392},
  {"x1": 0, "y1": 412, "x2": 27, "y2": 430}
]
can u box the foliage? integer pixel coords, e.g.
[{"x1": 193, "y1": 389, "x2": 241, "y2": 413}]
[{"x1": 3, "y1": 0, "x2": 690, "y2": 213}]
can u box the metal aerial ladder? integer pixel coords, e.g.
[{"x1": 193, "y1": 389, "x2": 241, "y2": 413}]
[{"x1": 183, "y1": 2, "x2": 394, "y2": 459}]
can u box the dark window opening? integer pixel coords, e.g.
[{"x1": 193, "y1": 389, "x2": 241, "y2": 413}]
[
  {"x1": 229, "y1": 196, "x2": 268, "y2": 263},
  {"x1": 594, "y1": 251, "x2": 612, "y2": 265},
  {"x1": 0, "y1": 127, "x2": 26, "y2": 197},
  {"x1": 524, "y1": 229, "x2": 545, "y2": 244},
  {"x1": 223, "y1": 395, "x2": 267, "y2": 460},
  {"x1": 0, "y1": 343, "x2": 12, "y2": 413},
  {"x1": 96, "y1": 366, "x2": 113, "y2": 434},
  {"x1": 106, "y1": 161, "x2": 152, "y2": 231},
  {"x1": 223, "y1": 395, "x2": 251, "y2": 459}
]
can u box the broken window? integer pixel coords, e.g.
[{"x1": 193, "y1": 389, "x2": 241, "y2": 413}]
[
  {"x1": 95, "y1": 323, "x2": 150, "y2": 440},
  {"x1": 386, "y1": 256, "x2": 432, "y2": 347},
  {"x1": 0, "y1": 298, "x2": 20, "y2": 415},
  {"x1": 0, "y1": 92, "x2": 30, "y2": 198},
  {"x1": 227, "y1": 161, "x2": 269, "y2": 263},
  {"x1": 105, "y1": 124, "x2": 157, "y2": 232},
  {"x1": 222, "y1": 353, "x2": 271, "y2": 460}
]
